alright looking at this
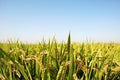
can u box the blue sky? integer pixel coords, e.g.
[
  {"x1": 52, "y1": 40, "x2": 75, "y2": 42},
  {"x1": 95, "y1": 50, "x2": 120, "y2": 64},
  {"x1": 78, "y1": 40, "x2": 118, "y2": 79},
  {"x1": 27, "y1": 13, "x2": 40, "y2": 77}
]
[{"x1": 0, "y1": 0, "x2": 120, "y2": 43}]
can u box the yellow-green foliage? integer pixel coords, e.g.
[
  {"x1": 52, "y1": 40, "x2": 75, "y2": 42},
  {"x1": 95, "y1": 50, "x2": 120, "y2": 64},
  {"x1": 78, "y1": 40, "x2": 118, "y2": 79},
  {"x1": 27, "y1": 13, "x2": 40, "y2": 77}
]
[{"x1": 0, "y1": 35, "x2": 120, "y2": 80}]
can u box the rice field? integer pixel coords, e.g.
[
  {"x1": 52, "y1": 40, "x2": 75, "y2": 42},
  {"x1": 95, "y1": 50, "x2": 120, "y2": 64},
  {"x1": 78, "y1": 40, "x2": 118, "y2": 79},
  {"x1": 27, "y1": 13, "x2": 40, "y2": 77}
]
[{"x1": 0, "y1": 34, "x2": 120, "y2": 80}]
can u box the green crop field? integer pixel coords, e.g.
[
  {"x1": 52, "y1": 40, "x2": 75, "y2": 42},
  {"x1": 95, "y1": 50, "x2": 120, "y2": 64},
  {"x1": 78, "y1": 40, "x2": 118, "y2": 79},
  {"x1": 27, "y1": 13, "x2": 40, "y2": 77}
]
[{"x1": 0, "y1": 34, "x2": 120, "y2": 80}]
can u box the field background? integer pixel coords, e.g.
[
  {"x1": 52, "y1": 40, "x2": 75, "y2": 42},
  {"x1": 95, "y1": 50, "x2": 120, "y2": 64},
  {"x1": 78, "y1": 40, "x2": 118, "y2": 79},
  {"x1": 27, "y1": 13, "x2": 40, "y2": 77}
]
[{"x1": 0, "y1": 0, "x2": 120, "y2": 80}]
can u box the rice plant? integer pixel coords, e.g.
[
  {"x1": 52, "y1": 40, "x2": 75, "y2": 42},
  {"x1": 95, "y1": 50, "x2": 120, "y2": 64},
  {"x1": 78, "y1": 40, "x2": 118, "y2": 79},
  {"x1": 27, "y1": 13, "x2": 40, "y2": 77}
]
[{"x1": 0, "y1": 34, "x2": 120, "y2": 80}]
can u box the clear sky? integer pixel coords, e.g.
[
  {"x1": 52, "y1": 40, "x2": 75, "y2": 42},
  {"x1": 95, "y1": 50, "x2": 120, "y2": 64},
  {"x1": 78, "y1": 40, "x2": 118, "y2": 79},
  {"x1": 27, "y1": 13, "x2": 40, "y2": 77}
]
[{"x1": 0, "y1": 0, "x2": 120, "y2": 43}]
